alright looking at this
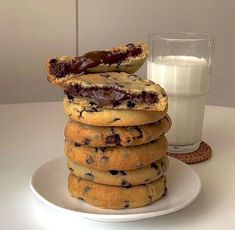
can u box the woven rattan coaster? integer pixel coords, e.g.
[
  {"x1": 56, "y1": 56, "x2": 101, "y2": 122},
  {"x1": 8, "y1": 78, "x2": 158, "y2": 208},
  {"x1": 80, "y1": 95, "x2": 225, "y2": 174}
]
[{"x1": 167, "y1": 141, "x2": 212, "y2": 164}]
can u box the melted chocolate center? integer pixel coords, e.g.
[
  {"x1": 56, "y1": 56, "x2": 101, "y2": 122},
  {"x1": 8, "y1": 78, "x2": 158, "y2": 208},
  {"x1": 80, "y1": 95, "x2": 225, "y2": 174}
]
[
  {"x1": 64, "y1": 85, "x2": 158, "y2": 106},
  {"x1": 49, "y1": 43, "x2": 142, "y2": 78}
]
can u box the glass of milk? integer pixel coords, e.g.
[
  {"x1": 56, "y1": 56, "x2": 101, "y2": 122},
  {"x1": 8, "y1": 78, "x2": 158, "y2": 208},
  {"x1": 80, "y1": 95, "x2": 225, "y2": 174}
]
[{"x1": 147, "y1": 33, "x2": 214, "y2": 153}]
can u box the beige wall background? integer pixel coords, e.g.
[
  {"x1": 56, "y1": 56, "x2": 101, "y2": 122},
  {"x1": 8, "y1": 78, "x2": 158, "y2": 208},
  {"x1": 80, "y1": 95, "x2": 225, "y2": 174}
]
[
  {"x1": 0, "y1": 0, "x2": 234, "y2": 107},
  {"x1": 0, "y1": 0, "x2": 75, "y2": 104}
]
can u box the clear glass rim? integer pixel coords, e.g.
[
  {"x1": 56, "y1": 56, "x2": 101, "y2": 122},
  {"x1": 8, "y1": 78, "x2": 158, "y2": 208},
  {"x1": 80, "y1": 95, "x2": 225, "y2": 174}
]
[{"x1": 148, "y1": 32, "x2": 214, "y2": 42}]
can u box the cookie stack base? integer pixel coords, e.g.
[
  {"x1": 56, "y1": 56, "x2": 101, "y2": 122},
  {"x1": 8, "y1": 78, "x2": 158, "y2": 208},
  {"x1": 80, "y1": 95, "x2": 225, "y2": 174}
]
[{"x1": 68, "y1": 173, "x2": 167, "y2": 209}]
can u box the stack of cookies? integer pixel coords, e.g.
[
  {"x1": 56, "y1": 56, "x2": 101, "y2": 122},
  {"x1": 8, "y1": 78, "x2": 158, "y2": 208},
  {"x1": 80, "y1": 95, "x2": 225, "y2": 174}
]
[{"x1": 46, "y1": 42, "x2": 171, "y2": 209}]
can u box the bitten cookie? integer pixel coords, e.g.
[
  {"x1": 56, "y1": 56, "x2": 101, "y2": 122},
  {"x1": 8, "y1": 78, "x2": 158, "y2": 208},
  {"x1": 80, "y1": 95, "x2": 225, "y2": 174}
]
[
  {"x1": 64, "y1": 72, "x2": 167, "y2": 111},
  {"x1": 64, "y1": 115, "x2": 171, "y2": 147},
  {"x1": 63, "y1": 96, "x2": 167, "y2": 126},
  {"x1": 67, "y1": 155, "x2": 169, "y2": 186},
  {"x1": 47, "y1": 41, "x2": 148, "y2": 87},
  {"x1": 65, "y1": 135, "x2": 168, "y2": 171},
  {"x1": 68, "y1": 173, "x2": 167, "y2": 209}
]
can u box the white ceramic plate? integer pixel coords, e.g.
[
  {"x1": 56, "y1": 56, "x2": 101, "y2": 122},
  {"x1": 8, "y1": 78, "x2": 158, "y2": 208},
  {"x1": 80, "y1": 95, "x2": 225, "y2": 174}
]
[{"x1": 30, "y1": 156, "x2": 201, "y2": 222}]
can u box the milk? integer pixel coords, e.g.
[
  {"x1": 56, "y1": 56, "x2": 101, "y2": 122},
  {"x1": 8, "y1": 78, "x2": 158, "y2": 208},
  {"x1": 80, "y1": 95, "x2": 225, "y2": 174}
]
[{"x1": 147, "y1": 56, "x2": 210, "y2": 152}]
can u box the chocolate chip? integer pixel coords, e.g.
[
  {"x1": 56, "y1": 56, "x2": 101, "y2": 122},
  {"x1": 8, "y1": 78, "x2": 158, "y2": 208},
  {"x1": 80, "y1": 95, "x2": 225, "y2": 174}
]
[
  {"x1": 127, "y1": 139, "x2": 131, "y2": 143},
  {"x1": 106, "y1": 134, "x2": 121, "y2": 145},
  {"x1": 123, "y1": 200, "x2": 130, "y2": 208},
  {"x1": 124, "y1": 200, "x2": 130, "y2": 208},
  {"x1": 112, "y1": 118, "x2": 121, "y2": 122},
  {"x1": 84, "y1": 138, "x2": 91, "y2": 145},
  {"x1": 100, "y1": 156, "x2": 109, "y2": 162},
  {"x1": 95, "y1": 147, "x2": 98, "y2": 152},
  {"x1": 86, "y1": 156, "x2": 94, "y2": 164},
  {"x1": 78, "y1": 197, "x2": 84, "y2": 200},
  {"x1": 75, "y1": 142, "x2": 81, "y2": 147},
  {"x1": 151, "y1": 162, "x2": 158, "y2": 170},
  {"x1": 83, "y1": 186, "x2": 91, "y2": 193},
  {"x1": 67, "y1": 94, "x2": 75, "y2": 100},
  {"x1": 109, "y1": 170, "x2": 118, "y2": 175},
  {"x1": 109, "y1": 170, "x2": 126, "y2": 176},
  {"x1": 100, "y1": 73, "x2": 110, "y2": 77},
  {"x1": 68, "y1": 167, "x2": 74, "y2": 171},
  {"x1": 134, "y1": 126, "x2": 143, "y2": 138},
  {"x1": 127, "y1": 101, "x2": 136, "y2": 108},
  {"x1": 99, "y1": 147, "x2": 107, "y2": 152},
  {"x1": 85, "y1": 173, "x2": 94, "y2": 180},
  {"x1": 121, "y1": 180, "x2": 132, "y2": 188}
]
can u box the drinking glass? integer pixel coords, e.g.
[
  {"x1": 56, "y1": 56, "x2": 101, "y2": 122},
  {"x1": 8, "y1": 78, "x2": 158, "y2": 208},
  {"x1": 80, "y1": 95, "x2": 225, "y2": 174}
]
[{"x1": 147, "y1": 33, "x2": 214, "y2": 153}]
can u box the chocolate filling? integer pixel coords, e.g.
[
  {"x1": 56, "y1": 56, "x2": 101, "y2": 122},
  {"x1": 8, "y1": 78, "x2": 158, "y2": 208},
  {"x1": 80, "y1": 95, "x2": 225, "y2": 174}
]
[
  {"x1": 65, "y1": 85, "x2": 159, "y2": 106},
  {"x1": 49, "y1": 43, "x2": 142, "y2": 78}
]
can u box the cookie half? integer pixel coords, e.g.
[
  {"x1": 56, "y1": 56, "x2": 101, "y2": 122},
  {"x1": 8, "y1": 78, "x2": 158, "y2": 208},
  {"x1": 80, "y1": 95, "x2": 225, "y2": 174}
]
[
  {"x1": 65, "y1": 135, "x2": 168, "y2": 171},
  {"x1": 64, "y1": 115, "x2": 171, "y2": 147},
  {"x1": 64, "y1": 72, "x2": 167, "y2": 111},
  {"x1": 63, "y1": 96, "x2": 167, "y2": 126},
  {"x1": 67, "y1": 155, "x2": 169, "y2": 186},
  {"x1": 47, "y1": 41, "x2": 148, "y2": 87},
  {"x1": 68, "y1": 173, "x2": 166, "y2": 209}
]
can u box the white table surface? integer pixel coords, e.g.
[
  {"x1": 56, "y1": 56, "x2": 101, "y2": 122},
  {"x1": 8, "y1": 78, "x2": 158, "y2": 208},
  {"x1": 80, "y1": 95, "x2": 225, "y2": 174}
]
[{"x1": 1, "y1": 102, "x2": 235, "y2": 230}]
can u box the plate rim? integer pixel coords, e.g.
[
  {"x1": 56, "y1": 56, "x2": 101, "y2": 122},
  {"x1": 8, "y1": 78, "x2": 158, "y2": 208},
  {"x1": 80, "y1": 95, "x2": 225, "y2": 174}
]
[{"x1": 30, "y1": 156, "x2": 201, "y2": 221}]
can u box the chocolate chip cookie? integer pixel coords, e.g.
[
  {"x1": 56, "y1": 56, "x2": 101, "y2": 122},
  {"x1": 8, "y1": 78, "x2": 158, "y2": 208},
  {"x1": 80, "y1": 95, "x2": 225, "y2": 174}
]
[
  {"x1": 68, "y1": 173, "x2": 166, "y2": 209},
  {"x1": 63, "y1": 96, "x2": 167, "y2": 126},
  {"x1": 67, "y1": 155, "x2": 168, "y2": 186},
  {"x1": 64, "y1": 115, "x2": 171, "y2": 147},
  {"x1": 65, "y1": 135, "x2": 168, "y2": 171},
  {"x1": 47, "y1": 41, "x2": 148, "y2": 87},
  {"x1": 63, "y1": 72, "x2": 167, "y2": 111}
]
